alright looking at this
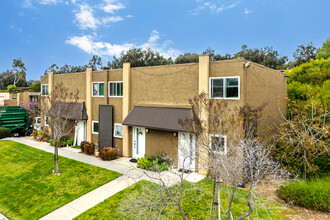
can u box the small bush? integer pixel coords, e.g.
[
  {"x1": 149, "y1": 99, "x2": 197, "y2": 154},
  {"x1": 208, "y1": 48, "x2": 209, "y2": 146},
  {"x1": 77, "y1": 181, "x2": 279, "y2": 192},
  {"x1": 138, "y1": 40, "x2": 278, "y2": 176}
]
[
  {"x1": 80, "y1": 141, "x2": 88, "y2": 153},
  {"x1": 49, "y1": 139, "x2": 55, "y2": 146},
  {"x1": 278, "y1": 176, "x2": 330, "y2": 212},
  {"x1": 84, "y1": 143, "x2": 95, "y2": 155},
  {"x1": 100, "y1": 147, "x2": 118, "y2": 160},
  {"x1": 67, "y1": 138, "x2": 73, "y2": 146},
  {"x1": 137, "y1": 155, "x2": 169, "y2": 172},
  {"x1": 0, "y1": 127, "x2": 11, "y2": 139},
  {"x1": 31, "y1": 130, "x2": 38, "y2": 137}
]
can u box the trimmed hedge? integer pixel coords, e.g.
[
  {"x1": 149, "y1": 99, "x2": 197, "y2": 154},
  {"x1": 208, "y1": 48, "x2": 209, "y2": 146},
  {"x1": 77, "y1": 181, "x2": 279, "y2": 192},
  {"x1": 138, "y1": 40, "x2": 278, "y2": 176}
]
[
  {"x1": 0, "y1": 127, "x2": 11, "y2": 139},
  {"x1": 278, "y1": 176, "x2": 330, "y2": 212},
  {"x1": 84, "y1": 143, "x2": 95, "y2": 155},
  {"x1": 100, "y1": 147, "x2": 118, "y2": 160}
]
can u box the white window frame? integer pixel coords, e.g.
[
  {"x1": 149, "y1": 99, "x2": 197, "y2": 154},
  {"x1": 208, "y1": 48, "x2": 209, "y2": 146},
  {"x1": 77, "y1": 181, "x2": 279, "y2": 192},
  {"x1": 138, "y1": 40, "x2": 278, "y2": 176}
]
[
  {"x1": 113, "y1": 123, "x2": 123, "y2": 138},
  {"x1": 92, "y1": 120, "x2": 99, "y2": 134},
  {"x1": 44, "y1": 116, "x2": 49, "y2": 126},
  {"x1": 92, "y1": 82, "x2": 105, "y2": 97},
  {"x1": 108, "y1": 81, "x2": 123, "y2": 98},
  {"x1": 209, "y1": 134, "x2": 227, "y2": 155},
  {"x1": 41, "y1": 84, "x2": 49, "y2": 96},
  {"x1": 209, "y1": 76, "x2": 240, "y2": 100}
]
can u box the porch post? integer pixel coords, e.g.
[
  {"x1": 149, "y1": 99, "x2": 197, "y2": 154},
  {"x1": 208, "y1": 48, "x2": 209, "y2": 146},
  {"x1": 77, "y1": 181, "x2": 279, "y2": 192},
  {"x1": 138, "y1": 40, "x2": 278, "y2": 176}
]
[
  {"x1": 86, "y1": 67, "x2": 93, "y2": 142},
  {"x1": 122, "y1": 62, "x2": 131, "y2": 157}
]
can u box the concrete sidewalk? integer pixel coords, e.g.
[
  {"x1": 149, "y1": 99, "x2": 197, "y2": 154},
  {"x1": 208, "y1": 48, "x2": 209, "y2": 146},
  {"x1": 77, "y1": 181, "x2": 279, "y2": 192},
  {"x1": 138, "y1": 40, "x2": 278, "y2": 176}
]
[
  {"x1": 0, "y1": 213, "x2": 8, "y2": 220},
  {"x1": 3, "y1": 137, "x2": 205, "y2": 220}
]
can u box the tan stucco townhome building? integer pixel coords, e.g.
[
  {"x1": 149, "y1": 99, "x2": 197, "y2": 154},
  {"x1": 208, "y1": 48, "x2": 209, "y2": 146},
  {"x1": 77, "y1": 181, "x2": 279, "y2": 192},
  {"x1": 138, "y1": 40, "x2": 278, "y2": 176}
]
[{"x1": 40, "y1": 55, "x2": 287, "y2": 171}]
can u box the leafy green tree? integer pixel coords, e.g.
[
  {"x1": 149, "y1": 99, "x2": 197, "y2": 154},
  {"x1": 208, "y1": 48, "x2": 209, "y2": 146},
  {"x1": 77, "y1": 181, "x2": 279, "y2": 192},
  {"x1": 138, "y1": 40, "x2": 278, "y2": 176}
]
[
  {"x1": 88, "y1": 55, "x2": 103, "y2": 71},
  {"x1": 12, "y1": 58, "x2": 27, "y2": 86},
  {"x1": 234, "y1": 45, "x2": 288, "y2": 69},
  {"x1": 174, "y1": 53, "x2": 199, "y2": 64},
  {"x1": 106, "y1": 48, "x2": 173, "y2": 69},
  {"x1": 202, "y1": 47, "x2": 232, "y2": 61},
  {"x1": 30, "y1": 81, "x2": 41, "y2": 92},
  {"x1": 7, "y1": 85, "x2": 16, "y2": 94},
  {"x1": 292, "y1": 42, "x2": 317, "y2": 67},
  {"x1": 316, "y1": 37, "x2": 330, "y2": 60}
]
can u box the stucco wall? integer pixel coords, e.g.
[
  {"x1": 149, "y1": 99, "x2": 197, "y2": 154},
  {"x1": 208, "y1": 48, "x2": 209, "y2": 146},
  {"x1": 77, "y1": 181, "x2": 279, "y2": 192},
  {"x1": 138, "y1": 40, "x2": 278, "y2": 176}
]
[
  {"x1": 0, "y1": 93, "x2": 10, "y2": 106},
  {"x1": 145, "y1": 129, "x2": 178, "y2": 159},
  {"x1": 54, "y1": 73, "x2": 86, "y2": 101},
  {"x1": 130, "y1": 63, "x2": 199, "y2": 108},
  {"x1": 246, "y1": 62, "x2": 287, "y2": 135}
]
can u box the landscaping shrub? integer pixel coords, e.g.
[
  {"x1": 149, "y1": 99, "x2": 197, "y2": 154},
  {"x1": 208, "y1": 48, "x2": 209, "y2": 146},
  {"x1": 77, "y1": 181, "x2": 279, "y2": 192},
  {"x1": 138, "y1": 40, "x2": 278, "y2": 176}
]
[
  {"x1": 84, "y1": 142, "x2": 95, "y2": 155},
  {"x1": 67, "y1": 138, "x2": 73, "y2": 146},
  {"x1": 137, "y1": 155, "x2": 169, "y2": 172},
  {"x1": 49, "y1": 139, "x2": 55, "y2": 146},
  {"x1": 80, "y1": 141, "x2": 88, "y2": 153},
  {"x1": 0, "y1": 127, "x2": 11, "y2": 139},
  {"x1": 278, "y1": 176, "x2": 330, "y2": 212},
  {"x1": 100, "y1": 147, "x2": 118, "y2": 160}
]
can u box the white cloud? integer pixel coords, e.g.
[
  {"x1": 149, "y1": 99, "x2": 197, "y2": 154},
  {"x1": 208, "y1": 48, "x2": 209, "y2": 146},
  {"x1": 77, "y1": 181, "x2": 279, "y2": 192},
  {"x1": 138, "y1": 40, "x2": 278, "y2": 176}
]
[
  {"x1": 22, "y1": 0, "x2": 35, "y2": 9},
  {"x1": 9, "y1": 23, "x2": 23, "y2": 33},
  {"x1": 102, "y1": 16, "x2": 123, "y2": 24},
  {"x1": 193, "y1": 0, "x2": 239, "y2": 15},
  {"x1": 126, "y1": 14, "x2": 134, "y2": 18},
  {"x1": 66, "y1": 30, "x2": 181, "y2": 58},
  {"x1": 74, "y1": 3, "x2": 101, "y2": 30},
  {"x1": 38, "y1": 0, "x2": 63, "y2": 5},
  {"x1": 100, "y1": 0, "x2": 125, "y2": 14},
  {"x1": 244, "y1": 9, "x2": 253, "y2": 15}
]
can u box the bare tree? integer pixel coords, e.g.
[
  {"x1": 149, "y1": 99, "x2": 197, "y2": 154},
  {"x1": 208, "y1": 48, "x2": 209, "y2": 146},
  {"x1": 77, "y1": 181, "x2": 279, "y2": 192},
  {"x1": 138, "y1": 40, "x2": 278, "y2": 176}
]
[
  {"x1": 180, "y1": 92, "x2": 290, "y2": 220},
  {"x1": 41, "y1": 82, "x2": 79, "y2": 175},
  {"x1": 118, "y1": 140, "x2": 202, "y2": 220},
  {"x1": 276, "y1": 100, "x2": 329, "y2": 180}
]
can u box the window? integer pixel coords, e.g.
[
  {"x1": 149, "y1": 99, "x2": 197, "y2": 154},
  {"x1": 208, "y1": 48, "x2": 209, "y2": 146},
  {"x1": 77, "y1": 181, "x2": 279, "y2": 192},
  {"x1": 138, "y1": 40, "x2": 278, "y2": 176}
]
[
  {"x1": 92, "y1": 82, "x2": 104, "y2": 97},
  {"x1": 41, "y1": 84, "x2": 49, "y2": 96},
  {"x1": 44, "y1": 116, "x2": 49, "y2": 126},
  {"x1": 92, "y1": 121, "x2": 99, "y2": 134},
  {"x1": 109, "y1": 81, "x2": 123, "y2": 97},
  {"x1": 209, "y1": 135, "x2": 227, "y2": 155},
  {"x1": 210, "y1": 77, "x2": 239, "y2": 99},
  {"x1": 31, "y1": 96, "x2": 38, "y2": 102},
  {"x1": 113, "y1": 123, "x2": 123, "y2": 138}
]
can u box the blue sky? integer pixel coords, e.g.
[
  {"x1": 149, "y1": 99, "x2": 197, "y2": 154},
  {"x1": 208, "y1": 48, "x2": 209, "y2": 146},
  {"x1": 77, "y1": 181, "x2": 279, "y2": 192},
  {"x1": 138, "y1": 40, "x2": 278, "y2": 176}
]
[{"x1": 1, "y1": 0, "x2": 329, "y2": 81}]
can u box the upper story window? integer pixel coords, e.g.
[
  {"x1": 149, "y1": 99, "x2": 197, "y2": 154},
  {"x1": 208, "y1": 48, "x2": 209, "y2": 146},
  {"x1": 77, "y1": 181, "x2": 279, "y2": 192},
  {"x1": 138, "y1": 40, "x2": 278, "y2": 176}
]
[
  {"x1": 92, "y1": 82, "x2": 104, "y2": 97},
  {"x1": 210, "y1": 77, "x2": 239, "y2": 99},
  {"x1": 109, "y1": 81, "x2": 123, "y2": 97},
  {"x1": 209, "y1": 135, "x2": 227, "y2": 155},
  {"x1": 41, "y1": 84, "x2": 49, "y2": 96}
]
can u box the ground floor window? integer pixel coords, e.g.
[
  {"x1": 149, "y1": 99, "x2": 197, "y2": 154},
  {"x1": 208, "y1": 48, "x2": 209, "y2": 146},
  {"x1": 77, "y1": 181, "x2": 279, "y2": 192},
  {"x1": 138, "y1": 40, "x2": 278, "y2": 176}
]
[
  {"x1": 113, "y1": 123, "x2": 123, "y2": 138},
  {"x1": 92, "y1": 121, "x2": 99, "y2": 134},
  {"x1": 44, "y1": 116, "x2": 49, "y2": 126},
  {"x1": 209, "y1": 135, "x2": 227, "y2": 155}
]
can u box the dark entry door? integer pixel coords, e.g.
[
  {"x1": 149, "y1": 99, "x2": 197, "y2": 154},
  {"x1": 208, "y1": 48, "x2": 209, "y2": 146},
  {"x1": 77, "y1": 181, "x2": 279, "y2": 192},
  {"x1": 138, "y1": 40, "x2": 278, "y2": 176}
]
[{"x1": 99, "y1": 105, "x2": 113, "y2": 148}]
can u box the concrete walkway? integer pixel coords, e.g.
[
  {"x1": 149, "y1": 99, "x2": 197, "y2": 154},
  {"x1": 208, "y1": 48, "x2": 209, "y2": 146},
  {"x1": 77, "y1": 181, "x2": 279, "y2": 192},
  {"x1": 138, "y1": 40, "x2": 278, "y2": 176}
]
[
  {"x1": 3, "y1": 137, "x2": 205, "y2": 220},
  {"x1": 0, "y1": 213, "x2": 8, "y2": 220}
]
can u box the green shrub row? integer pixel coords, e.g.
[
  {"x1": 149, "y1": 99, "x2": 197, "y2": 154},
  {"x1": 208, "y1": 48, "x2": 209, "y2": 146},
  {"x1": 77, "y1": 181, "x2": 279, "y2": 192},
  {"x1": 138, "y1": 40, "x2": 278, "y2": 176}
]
[
  {"x1": 0, "y1": 127, "x2": 11, "y2": 139},
  {"x1": 137, "y1": 153, "x2": 172, "y2": 172},
  {"x1": 278, "y1": 176, "x2": 330, "y2": 212}
]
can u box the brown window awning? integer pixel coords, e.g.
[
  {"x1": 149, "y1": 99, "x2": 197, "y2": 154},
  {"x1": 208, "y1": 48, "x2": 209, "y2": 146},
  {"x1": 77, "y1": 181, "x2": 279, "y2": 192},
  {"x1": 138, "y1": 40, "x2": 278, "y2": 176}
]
[
  {"x1": 47, "y1": 103, "x2": 88, "y2": 120},
  {"x1": 122, "y1": 106, "x2": 192, "y2": 132}
]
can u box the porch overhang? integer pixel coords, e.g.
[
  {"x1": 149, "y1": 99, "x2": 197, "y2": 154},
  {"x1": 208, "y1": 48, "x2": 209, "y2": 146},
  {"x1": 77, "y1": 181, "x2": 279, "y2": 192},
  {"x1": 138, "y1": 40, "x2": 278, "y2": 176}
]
[
  {"x1": 46, "y1": 102, "x2": 88, "y2": 120},
  {"x1": 122, "y1": 106, "x2": 192, "y2": 132}
]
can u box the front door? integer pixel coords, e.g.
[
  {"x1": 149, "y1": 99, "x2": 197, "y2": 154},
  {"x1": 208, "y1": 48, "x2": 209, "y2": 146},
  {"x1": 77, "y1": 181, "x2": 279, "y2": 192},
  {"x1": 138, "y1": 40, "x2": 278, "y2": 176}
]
[
  {"x1": 178, "y1": 132, "x2": 196, "y2": 171},
  {"x1": 75, "y1": 120, "x2": 86, "y2": 146},
  {"x1": 132, "y1": 127, "x2": 146, "y2": 159}
]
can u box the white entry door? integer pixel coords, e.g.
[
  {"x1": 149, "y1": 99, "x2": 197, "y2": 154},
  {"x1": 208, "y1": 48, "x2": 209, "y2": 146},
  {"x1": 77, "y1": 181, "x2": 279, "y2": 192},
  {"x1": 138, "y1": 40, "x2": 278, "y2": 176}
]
[
  {"x1": 178, "y1": 132, "x2": 196, "y2": 171},
  {"x1": 75, "y1": 121, "x2": 86, "y2": 146},
  {"x1": 132, "y1": 127, "x2": 146, "y2": 159}
]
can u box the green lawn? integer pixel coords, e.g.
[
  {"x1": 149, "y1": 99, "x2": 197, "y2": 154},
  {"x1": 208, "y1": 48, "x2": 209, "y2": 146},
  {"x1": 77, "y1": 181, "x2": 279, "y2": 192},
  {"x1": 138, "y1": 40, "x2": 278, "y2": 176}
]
[
  {"x1": 75, "y1": 179, "x2": 289, "y2": 220},
  {"x1": 0, "y1": 140, "x2": 121, "y2": 220}
]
